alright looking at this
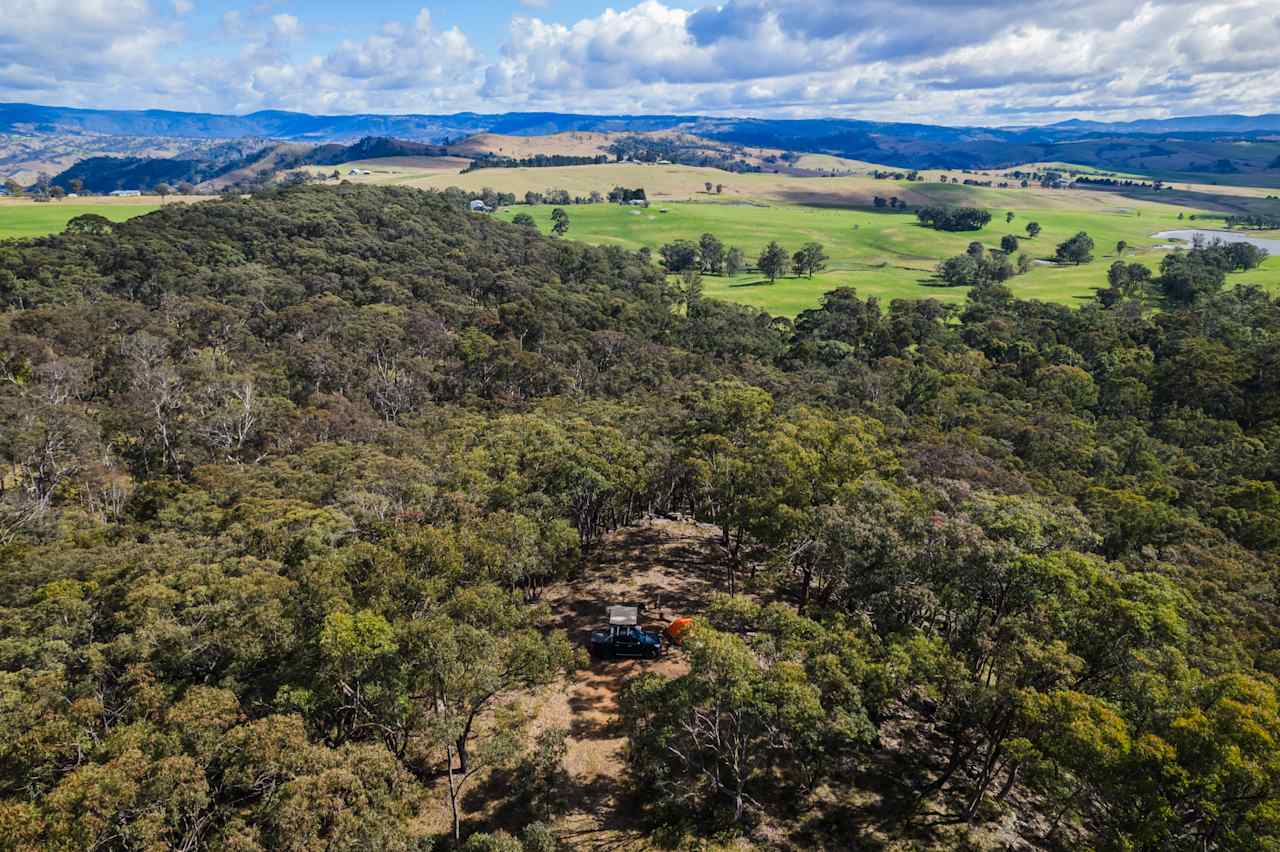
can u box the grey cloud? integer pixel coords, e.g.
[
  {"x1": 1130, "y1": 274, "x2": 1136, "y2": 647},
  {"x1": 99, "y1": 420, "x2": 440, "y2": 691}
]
[
  {"x1": 925, "y1": 70, "x2": 1095, "y2": 92},
  {"x1": 687, "y1": 0, "x2": 768, "y2": 45},
  {"x1": 0, "y1": 0, "x2": 1276, "y2": 126}
]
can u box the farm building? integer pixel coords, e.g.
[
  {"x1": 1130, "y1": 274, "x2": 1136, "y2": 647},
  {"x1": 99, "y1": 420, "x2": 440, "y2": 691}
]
[
  {"x1": 469, "y1": 199, "x2": 492, "y2": 213},
  {"x1": 109, "y1": 189, "x2": 142, "y2": 197}
]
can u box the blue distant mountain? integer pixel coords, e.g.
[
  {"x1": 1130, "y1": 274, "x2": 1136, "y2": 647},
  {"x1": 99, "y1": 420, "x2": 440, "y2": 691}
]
[
  {"x1": 10, "y1": 101, "x2": 1280, "y2": 144},
  {"x1": 13, "y1": 101, "x2": 1280, "y2": 175},
  {"x1": 1049, "y1": 114, "x2": 1280, "y2": 134},
  {"x1": 0, "y1": 102, "x2": 697, "y2": 141}
]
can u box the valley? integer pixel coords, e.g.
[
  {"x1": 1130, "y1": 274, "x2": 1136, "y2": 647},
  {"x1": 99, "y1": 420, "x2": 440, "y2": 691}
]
[{"x1": 7, "y1": 154, "x2": 1277, "y2": 318}]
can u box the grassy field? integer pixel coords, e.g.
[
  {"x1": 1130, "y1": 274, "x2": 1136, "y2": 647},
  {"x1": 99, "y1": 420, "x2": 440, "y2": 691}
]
[
  {"x1": 311, "y1": 159, "x2": 1146, "y2": 210},
  {"x1": 1, "y1": 174, "x2": 1274, "y2": 319},
  {"x1": 497, "y1": 197, "x2": 1280, "y2": 314},
  {"x1": 0, "y1": 198, "x2": 181, "y2": 239}
]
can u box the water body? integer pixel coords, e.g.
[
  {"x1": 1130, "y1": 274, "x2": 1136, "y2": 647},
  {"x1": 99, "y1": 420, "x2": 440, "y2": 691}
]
[{"x1": 1150, "y1": 229, "x2": 1280, "y2": 254}]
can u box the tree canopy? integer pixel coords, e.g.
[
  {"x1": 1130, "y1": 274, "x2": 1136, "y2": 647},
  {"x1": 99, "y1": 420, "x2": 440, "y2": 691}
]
[
  {"x1": 0, "y1": 183, "x2": 1278, "y2": 850},
  {"x1": 916, "y1": 205, "x2": 993, "y2": 231}
]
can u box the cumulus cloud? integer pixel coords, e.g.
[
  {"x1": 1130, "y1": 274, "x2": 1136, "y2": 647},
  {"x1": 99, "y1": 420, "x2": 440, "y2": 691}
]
[
  {"x1": 270, "y1": 14, "x2": 301, "y2": 41},
  {"x1": 0, "y1": 0, "x2": 1276, "y2": 123},
  {"x1": 479, "y1": 0, "x2": 1280, "y2": 122},
  {"x1": 0, "y1": 0, "x2": 190, "y2": 108}
]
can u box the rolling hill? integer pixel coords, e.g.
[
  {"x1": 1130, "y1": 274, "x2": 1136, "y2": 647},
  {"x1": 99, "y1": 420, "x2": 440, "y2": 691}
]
[
  {"x1": 13, "y1": 101, "x2": 1280, "y2": 189},
  {"x1": 49, "y1": 136, "x2": 456, "y2": 192}
]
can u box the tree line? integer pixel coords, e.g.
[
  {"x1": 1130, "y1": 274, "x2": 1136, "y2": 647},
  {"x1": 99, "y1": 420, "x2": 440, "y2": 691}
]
[
  {"x1": 1226, "y1": 213, "x2": 1280, "y2": 230},
  {"x1": 1119, "y1": 238, "x2": 1270, "y2": 305},
  {"x1": 462, "y1": 154, "x2": 612, "y2": 173},
  {"x1": 916, "y1": 205, "x2": 994, "y2": 231},
  {"x1": 657, "y1": 234, "x2": 829, "y2": 282}
]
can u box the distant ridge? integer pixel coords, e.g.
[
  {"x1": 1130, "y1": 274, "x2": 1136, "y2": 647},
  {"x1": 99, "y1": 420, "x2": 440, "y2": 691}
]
[
  {"x1": 13, "y1": 101, "x2": 1280, "y2": 175},
  {"x1": 50, "y1": 136, "x2": 456, "y2": 192},
  {"x1": 9, "y1": 101, "x2": 1280, "y2": 145},
  {"x1": 1050, "y1": 114, "x2": 1280, "y2": 134},
  {"x1": 0, "y1": 102, "x2": 695, "y2": 142}
]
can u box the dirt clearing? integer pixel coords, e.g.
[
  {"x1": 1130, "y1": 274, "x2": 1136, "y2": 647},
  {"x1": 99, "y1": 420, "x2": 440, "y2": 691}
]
[{"x1": 532, "y1": 517, "x2": 726, "y2": 846}]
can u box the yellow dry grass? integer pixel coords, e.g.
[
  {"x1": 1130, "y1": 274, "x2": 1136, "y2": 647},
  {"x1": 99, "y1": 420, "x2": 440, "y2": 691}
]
[
  {"x1": 0, "y1": 194, "x2": 205, "y2": 206},
  {"x1": 316, "y1": 157, "x2": 1167, "y2": 212},
  {"x1": 449, "y1": 131, "x2": 618, "y2": 158}
]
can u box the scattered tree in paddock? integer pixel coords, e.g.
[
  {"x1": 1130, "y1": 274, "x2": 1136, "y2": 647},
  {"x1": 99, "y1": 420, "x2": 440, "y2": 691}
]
[
  {"x1": 758, "y1": 241, "x2": 791, "y2": 281},
  {"x1": 1056, "y1": 231, "x2": 1095, "y2": 265},
  {"x1": 660, "y1": 239, "x2": 701, "y2": 273},
  {"x1": 699, "y1": 233, "x2": 726, "y2": 274},
  {"x1": 792, "y1": 242, "x2": 829, "y2": 278},
  {"x1": 725, "y1": 246, "x2": 745, "y2": 277},
  {"x1": 550, "y1": 207, "x2": 570, "y2": 236}
]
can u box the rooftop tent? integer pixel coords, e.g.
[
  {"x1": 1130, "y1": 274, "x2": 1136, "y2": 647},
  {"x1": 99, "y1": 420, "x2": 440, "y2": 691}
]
[{"x1": 608, "y1": 605, "x2": 639, "y2": 626}]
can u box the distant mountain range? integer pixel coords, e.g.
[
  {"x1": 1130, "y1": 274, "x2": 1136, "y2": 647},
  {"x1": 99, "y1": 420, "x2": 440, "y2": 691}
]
[
  {"x1": 10, "y1": 101, "x2": 1280, "y2": 178},
  {"x1": 0, "y1": 102, "x2": 689, "y2": 143},
  {"x1": 1048, "y1": 115, "x2": 1280, "y2": 134},
  {"x1": 9, "y1": 101, "x2": 1280, "y2": 145}
]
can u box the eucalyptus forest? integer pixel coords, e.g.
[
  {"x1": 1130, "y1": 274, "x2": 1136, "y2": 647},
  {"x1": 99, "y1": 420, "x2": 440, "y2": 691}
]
[{"x1": 0, "y1": 185, "x2": 1277, "y2": 850}]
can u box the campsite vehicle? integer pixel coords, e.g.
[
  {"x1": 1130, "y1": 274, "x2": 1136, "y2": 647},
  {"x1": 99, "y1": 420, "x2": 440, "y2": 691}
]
[{"x1": 590, "y1": 605, "x2": 664, "y2": 660}]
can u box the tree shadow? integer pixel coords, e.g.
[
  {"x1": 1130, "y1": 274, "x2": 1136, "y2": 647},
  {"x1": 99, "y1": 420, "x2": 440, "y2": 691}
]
[
  {"x1": 1075, "y1": 182, "x2": 1280, "y2": 215},
  {"x1": 461, "y1": 764, "x2": 629, "y2": 838},
  {"x1": 768, "y1": 190, "x2": 926, "y2": 212},
  {"x1": 725, "y1": 276, "x2": 789, "y2": 289}
]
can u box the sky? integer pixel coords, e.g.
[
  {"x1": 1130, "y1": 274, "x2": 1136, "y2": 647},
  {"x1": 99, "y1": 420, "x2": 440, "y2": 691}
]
[{"x1": 1, "y1": 0, "x2": 1278, "y2": 125}]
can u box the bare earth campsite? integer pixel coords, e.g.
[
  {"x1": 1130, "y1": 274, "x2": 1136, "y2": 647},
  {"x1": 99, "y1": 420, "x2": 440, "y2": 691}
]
[{"x1": 4, "y1": 4, "x2": 1280, "y2": 850}]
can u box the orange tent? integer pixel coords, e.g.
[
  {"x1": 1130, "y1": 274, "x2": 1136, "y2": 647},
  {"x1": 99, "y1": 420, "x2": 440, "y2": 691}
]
[{"x1": 665, "y1": 617, "x2": 695, "y2": 645}]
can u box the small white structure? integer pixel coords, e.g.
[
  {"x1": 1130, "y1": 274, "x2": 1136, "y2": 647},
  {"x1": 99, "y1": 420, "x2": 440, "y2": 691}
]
[
  {"x1": 608, "y1": 605, "x2": 639, "y2": 626},
  {"x1": 110, "y1": 189, "x2": 142, "y2": 197},
  {"x1": 469, "y1": 199, "x2": 492, "y2": 213},
  {"x1": 347, "y1": 168, "x2": 372, "y2": 176}
]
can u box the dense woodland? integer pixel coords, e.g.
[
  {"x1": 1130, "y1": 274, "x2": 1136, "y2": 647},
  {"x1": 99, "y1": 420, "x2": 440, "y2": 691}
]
[{"x1": 0, "y1": 185, "x2": 1278, "y2": 850}]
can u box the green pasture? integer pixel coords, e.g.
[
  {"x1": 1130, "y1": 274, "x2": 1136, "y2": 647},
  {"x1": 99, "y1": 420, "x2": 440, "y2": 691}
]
[
  {"x1": 0, "y1": 203, "x2": 161, "y2": 239},
  {"x1": 498, "y1": 197, "x2": 1280, "y2": 315}
]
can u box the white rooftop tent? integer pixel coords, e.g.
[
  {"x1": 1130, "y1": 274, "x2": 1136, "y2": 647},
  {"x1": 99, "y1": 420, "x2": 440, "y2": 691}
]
[{"x1": 608, "y1": 605, "x2": 639, "y2": 626}]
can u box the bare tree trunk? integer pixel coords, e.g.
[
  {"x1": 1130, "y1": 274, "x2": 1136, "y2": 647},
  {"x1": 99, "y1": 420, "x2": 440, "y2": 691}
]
[
  {"x1": 965, "y1": 741, "x2": 1005, "y2": 821},
  {"x1": 919, "y1": 737, "x2": 973, "y2": 798},
  {"x1": 456, "y1": 734, "x2": 469, "y2": 775},
  {"x1": 997, "y1": 761, "x2": 1019, "y2": 801},
  {"x1": 446, "y1": 743, "x2": 461, "y2": 841}
]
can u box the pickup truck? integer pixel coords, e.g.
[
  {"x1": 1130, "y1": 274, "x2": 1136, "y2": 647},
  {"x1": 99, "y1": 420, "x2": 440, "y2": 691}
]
[{"x1": 589, "y1": 624, "x2": 664, "y2": 660}]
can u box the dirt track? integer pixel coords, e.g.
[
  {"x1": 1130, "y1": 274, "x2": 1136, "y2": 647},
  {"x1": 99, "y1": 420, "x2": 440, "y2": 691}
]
[{"x1": 534, "y1": 517, "x2": 726, "y2": 846}]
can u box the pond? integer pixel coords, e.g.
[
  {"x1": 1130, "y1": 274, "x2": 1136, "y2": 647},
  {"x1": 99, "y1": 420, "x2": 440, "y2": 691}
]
[{"x1": 1150, "y1": 229, "x2": 1280, "y2": 254}]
